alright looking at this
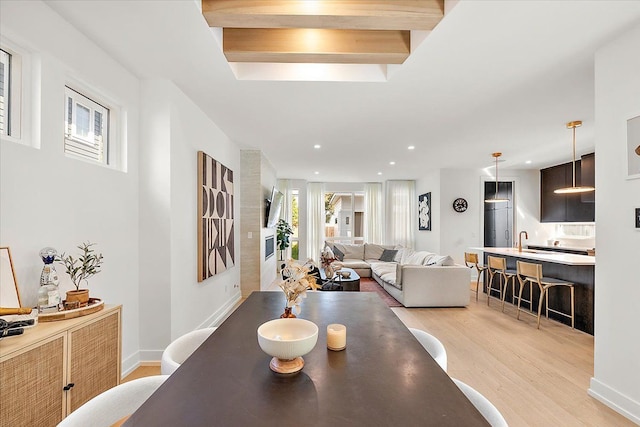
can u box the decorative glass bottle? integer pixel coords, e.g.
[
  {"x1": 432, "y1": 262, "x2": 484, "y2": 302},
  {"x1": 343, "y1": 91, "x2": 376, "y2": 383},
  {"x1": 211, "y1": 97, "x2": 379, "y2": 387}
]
[{"x1": 38, "y1": 247, "x2": 61, "y2": 313}]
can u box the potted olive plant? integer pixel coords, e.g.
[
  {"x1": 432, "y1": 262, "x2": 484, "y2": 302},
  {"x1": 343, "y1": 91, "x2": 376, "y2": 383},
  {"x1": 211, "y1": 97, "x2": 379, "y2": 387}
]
[{"x1": 57, "y1": 242, "x2": 103, "y2": 307}]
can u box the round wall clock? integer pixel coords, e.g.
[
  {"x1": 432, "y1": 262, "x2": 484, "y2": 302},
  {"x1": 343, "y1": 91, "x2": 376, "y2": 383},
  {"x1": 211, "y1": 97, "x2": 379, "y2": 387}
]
[{"x1": 452, "y1": 198, "x2": 468, "y2": 213}]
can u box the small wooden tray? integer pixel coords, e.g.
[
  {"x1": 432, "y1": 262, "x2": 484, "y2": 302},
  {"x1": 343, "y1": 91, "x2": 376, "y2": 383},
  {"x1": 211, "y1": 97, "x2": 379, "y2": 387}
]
[{"x1": 38, "y1": 298, "x2": 104, "y2": 322}]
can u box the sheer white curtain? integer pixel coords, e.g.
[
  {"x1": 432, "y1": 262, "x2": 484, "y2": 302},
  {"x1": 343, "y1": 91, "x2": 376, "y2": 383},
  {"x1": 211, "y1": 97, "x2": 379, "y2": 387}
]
[
  {"x1": 385, "y1": 180, "x2": 416, "y2": 248},
  {"x1": 364, "y1": 183, "x2": 383, "y2": 244},
  {"x1": 277, "y1": 179, "x2": 292, "y2": 259},
  {"x1": 306, "y1": 183, "x2": 325, "y2": 263}
]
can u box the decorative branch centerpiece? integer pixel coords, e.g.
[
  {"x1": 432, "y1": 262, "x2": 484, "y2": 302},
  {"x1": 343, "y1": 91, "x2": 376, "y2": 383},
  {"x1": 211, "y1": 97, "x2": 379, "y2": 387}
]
[
  {"x1": 57, "y1": 242, "x2": 103, "y2": 308},
  {"x1": 278, "y1": 260, "x2": 318, "y2": 318}
]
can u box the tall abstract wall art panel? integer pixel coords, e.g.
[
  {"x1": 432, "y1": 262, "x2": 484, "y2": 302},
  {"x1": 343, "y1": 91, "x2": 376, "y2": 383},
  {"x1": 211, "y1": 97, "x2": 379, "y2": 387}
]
[
  {"x1": 418, "y1": 192, "x2": 431, "y2": 231},
  {"x1": 198, "y1": 151, "x2": 235, "y2": 281}
]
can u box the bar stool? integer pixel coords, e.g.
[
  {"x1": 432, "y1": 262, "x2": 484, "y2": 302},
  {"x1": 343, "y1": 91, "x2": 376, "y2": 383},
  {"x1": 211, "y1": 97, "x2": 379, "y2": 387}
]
[
  {"x1": 516, "y1": 261, "x2": 575, "y2": 329},
  {"x1": 486, "y1": 256, "x2": 517, "y2": 310},
  {"x1": 464, "y1": 252, "x2": 487, "y2": 301}
]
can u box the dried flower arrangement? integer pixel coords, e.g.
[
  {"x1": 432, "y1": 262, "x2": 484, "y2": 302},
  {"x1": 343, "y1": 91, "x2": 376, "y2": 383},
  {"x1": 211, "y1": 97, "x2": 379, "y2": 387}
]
[
  {"x1": 320, "y1": 247, "x2": 342, "y2": 278},
  {"x1": 279, "y1": 260, "x2": 319, "y2": 316},
  {"x1": 320, "y1": 248, "x2": 336, "y2": 269}
]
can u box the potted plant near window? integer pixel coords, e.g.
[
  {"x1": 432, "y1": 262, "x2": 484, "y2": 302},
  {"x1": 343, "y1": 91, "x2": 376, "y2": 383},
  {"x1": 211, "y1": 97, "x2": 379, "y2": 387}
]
[
  {"x1": 276, "y1": 219, "x2": 293, "y2": 272},
  {"x1": 57, "y1": 242, "x2": 104, "y2": 308}
]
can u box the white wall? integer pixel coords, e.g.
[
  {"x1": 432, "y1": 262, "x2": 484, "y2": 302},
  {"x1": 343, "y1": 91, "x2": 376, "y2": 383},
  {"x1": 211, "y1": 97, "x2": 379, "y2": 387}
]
[
  {"x1": 0, "y1": 2, "x2": 244, "y2": 375},
  {"x1": 167, "y1": 82, "x2": 242, "y2": 340},
  {"x1": 589, "y1": 23, "x2": 640, "y2": 424},
  {"x1": 0, "y1": 1, "x2": 140, "y2": 370},
  {"x1": 138, "y1": 79, "x2": 242, "y2": 359},
  {"x1": 138, "y1": 80, "x2": 172, "y2": 360}
]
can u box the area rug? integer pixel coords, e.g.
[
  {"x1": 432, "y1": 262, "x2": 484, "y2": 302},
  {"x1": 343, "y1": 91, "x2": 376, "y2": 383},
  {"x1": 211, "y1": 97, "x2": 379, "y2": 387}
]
[{"x1": 360, "y1": 278, "x2": 403, "y2": 307}]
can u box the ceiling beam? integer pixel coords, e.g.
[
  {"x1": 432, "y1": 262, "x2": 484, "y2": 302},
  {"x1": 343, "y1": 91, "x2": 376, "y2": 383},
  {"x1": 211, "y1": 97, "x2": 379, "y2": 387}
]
[
  {"x1": 203, "y1": 0, "x2": 444, "y2": 31},
  {"x1": 223, "y1": 28, "x2": 410, "y2": 64}
]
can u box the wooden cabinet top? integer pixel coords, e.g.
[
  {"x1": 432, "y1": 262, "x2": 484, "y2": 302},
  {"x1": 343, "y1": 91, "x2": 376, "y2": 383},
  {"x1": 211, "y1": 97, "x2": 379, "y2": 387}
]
[{"x1": 0, "y1": 305, "x2": 121, "y2": 358}]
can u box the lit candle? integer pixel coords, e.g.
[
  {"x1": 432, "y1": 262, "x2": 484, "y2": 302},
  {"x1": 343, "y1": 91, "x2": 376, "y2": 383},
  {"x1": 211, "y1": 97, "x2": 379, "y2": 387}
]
[{"x1": 327, "y1": 324, "x2": 346, "y2": 351}]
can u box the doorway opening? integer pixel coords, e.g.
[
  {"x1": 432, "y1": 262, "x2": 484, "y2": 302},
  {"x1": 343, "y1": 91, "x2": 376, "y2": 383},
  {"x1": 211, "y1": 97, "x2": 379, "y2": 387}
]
[{"x1": 484, "y1": 181, "x2": 514, "y2": 247}]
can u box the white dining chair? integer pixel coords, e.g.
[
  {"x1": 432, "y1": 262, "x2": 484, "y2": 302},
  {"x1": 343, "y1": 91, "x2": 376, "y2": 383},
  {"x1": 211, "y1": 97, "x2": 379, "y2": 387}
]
[
  {"x1": 57, "y1": 375, "x2": 169, "y2": 427},
  {"x1": 161, "y1": 327, "x2": 217, "y2": 375},
  {"x1": 408, "y1": 327, "x2": 448, "y2": 371},
  {"x1": 452, "y1": 378, "x2": 508, "y2": 427}
]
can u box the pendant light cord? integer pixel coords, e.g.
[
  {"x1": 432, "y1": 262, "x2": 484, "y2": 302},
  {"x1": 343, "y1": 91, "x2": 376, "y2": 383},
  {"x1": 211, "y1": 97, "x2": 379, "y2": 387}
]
[{"x1": 572, "y1": 125, "x2": 577, "y2": 187}]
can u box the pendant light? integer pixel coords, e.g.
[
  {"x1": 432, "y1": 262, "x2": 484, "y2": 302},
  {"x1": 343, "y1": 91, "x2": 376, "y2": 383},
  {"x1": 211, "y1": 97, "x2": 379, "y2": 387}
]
[
  {"x1": 485, "y1": 152, "x2": 509, "y2": 203},
  {"x1": 554, "y1": 120, "x2": 595, "y2": 194}
]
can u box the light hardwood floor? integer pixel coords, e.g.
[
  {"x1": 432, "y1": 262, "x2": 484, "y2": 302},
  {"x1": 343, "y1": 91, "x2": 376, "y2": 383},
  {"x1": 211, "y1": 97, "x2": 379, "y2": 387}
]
[{"x1": 125, "y1": 287, "x2": 633, "y2": 427}]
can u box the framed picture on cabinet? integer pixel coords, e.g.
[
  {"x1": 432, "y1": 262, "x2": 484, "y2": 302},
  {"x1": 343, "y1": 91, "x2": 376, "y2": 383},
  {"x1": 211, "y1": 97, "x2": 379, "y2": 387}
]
[
  {"x1": 627, "y1": 113, "x2": 640, "y2": 180},
  {"x1": 418, "y1": 192, "x2": 431, "y2": 231},
  {"x1": 0, "y1": 247, "x2": 21, "y2": 308}
]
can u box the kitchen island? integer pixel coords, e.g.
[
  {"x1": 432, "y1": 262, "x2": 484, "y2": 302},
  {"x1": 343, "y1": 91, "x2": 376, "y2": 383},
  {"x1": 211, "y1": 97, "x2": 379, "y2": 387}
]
[{"x1": 472, "y1": 247, "x2": 594, "y2": 334}]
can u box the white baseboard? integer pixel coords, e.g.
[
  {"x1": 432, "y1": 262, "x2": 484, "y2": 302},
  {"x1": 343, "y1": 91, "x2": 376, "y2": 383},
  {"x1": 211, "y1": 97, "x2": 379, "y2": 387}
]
[
  {"x1": 121, "y1": 352, "x2": 141, "y2": 378},
  {"x1": 589, "y1": 377, "x2": 640, "y2": 425},
  {"x1": 196, "y1": 292, "x2": 242, "y2": 329},
  {"x1": 121, "y1": 293, "x2": 243, "y2": 379}
]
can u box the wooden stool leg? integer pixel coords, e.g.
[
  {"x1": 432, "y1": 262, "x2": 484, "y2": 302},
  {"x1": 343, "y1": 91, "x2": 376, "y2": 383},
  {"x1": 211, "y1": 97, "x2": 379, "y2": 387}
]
[
  {"x1": 537, "y1": 287, "x2": 546, "y2": 329},
  {"x1": 545, "y1": 288, "x2": 550, "y2": 319},
  {"x1": 501, "y1": 276, "x2": 511, "y2": 312},
  {"x1": 487, "y1": 271, "x2": 494, "y2": 306},
  {"x1": 516, "y1": 278, "x2": 526, "y2": 320},
  {"x1": 475, "y1": 268, "x2": 481, "y2": 302}
]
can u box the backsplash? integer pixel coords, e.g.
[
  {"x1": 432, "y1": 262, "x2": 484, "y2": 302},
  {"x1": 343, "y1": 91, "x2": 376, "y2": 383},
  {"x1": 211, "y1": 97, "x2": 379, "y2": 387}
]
[{"x1": 552, "y1": 224, "x2": 596, "y2": 248}]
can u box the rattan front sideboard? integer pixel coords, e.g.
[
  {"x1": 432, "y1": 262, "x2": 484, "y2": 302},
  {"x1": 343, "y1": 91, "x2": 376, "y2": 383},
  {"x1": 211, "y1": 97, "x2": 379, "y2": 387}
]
[{"x1": 0, "y1": 305, "x2": 121, "y2": 427}]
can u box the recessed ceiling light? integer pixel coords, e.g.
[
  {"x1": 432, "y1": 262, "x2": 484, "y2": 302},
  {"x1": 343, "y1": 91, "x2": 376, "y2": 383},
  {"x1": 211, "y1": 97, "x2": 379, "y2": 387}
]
[
  {"x1": 377, "y1": 172, "x2": 382, "y2": 175},
  {"x1": 408, "y1": 146, "x2": 415, "y2": 150},
  {"x1": 313, "y1": 144, "x2": 321, "y2": 149},
  {"x1": 389, "y1": 161, "x2": 396, "y2": 165},
  {"x1": 314, "y1": 171, "x2": 319, "y2": 175},
  {"x1": 525, "y1": 160, "x2": 532, "y2": 164}
]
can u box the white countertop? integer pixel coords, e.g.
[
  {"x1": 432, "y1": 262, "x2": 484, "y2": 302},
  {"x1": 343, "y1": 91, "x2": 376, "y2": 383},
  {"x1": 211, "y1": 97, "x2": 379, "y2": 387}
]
[{"x1": 471, "y1": 247, "x2": 595, "y2": 266}]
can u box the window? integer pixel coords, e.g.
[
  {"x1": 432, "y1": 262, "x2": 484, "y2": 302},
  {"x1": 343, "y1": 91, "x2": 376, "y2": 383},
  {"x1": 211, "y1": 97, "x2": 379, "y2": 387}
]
[
  {"x1": 64, "y1": 86, "x2": 110, "y2": 165},
  {"x1": 325, "y1": 191, "x2": 364, "y2": 244},
  {"x1": 0, "y1": 42, "x2": 26, "y2": 142},
  {"x1": 0, "y1": 49, "x2": 10, "y2": 136}
]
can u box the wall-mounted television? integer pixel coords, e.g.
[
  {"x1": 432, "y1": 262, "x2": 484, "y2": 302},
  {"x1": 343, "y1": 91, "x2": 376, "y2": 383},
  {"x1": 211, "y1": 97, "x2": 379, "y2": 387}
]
[{"x1": 265, "y1": 187, "x2": 284, "y2": 228}]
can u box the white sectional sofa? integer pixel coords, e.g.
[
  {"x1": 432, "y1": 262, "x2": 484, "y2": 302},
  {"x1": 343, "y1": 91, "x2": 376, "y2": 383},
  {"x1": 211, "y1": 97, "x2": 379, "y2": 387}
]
[{"x1": 324, "y1": 243, "x2": 470, "y2": 307}]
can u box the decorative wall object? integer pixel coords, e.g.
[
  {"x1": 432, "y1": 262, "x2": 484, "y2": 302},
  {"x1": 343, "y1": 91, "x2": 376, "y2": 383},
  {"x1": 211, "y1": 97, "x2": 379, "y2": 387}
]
[
  {"x1": 418, "y1": 192, "x2": 431, "y2": 231},
  {"x1": 627, "y1": 114, "x2": 640, "y2": 179},
  {"x1": 198, "y1": 151, "x2": 235, "y2": 281},
  {"x1": 635, "y1": 208, "x2": 640, "y2": 230}
]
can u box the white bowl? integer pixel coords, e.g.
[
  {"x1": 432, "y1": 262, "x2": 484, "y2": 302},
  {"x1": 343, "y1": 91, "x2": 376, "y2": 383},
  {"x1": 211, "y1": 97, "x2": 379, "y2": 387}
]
[{"x1": 257, "y1": 318, "x2": 318, "y2": 360}]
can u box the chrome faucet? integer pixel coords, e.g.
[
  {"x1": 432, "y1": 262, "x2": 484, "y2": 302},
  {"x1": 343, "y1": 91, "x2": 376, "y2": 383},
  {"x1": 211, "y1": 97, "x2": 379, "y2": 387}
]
[{"x1": 518, "y1": 231, "x2": 529, "y2": 252}]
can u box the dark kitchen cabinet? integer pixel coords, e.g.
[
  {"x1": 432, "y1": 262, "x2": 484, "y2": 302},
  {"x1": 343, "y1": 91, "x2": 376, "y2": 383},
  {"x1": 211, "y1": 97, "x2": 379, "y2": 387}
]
[
  {"x1": 580, "y1": 153, "x2": 595, "y2": 203},
  {"x1": 540, "y1": 154, "x2": 595, "y2": 222}
]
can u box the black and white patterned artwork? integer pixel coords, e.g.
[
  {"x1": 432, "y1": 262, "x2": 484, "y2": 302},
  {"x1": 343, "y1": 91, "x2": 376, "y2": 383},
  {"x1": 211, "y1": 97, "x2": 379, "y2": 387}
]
[
  {"x1": 198, "y1": 151, "x2": 235, "y2": 281},
  {"x1": 418, "y1": 192, "x2": 431, "y2": 231}
]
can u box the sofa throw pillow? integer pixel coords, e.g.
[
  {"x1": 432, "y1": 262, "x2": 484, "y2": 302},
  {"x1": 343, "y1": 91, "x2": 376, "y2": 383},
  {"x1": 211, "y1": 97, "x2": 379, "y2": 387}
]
[
  {"x1": 333, "y1": 246, "x2": 345, "y2": 261},
  {"x1": 379, "y1": 249, "x2": 398, "y2": 262}
]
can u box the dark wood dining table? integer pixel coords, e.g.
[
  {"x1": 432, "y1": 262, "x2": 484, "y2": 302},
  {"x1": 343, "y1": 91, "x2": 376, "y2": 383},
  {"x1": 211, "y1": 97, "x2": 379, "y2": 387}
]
[{"x1": 124, "y1": 291, "x2": 490, "y2": 426}]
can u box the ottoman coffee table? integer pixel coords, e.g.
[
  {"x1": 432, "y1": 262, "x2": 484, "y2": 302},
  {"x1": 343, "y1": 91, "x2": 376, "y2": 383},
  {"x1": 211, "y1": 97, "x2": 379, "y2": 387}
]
[{"x1": 319, "y1": 267, "x2": 360, "y2": 291}]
